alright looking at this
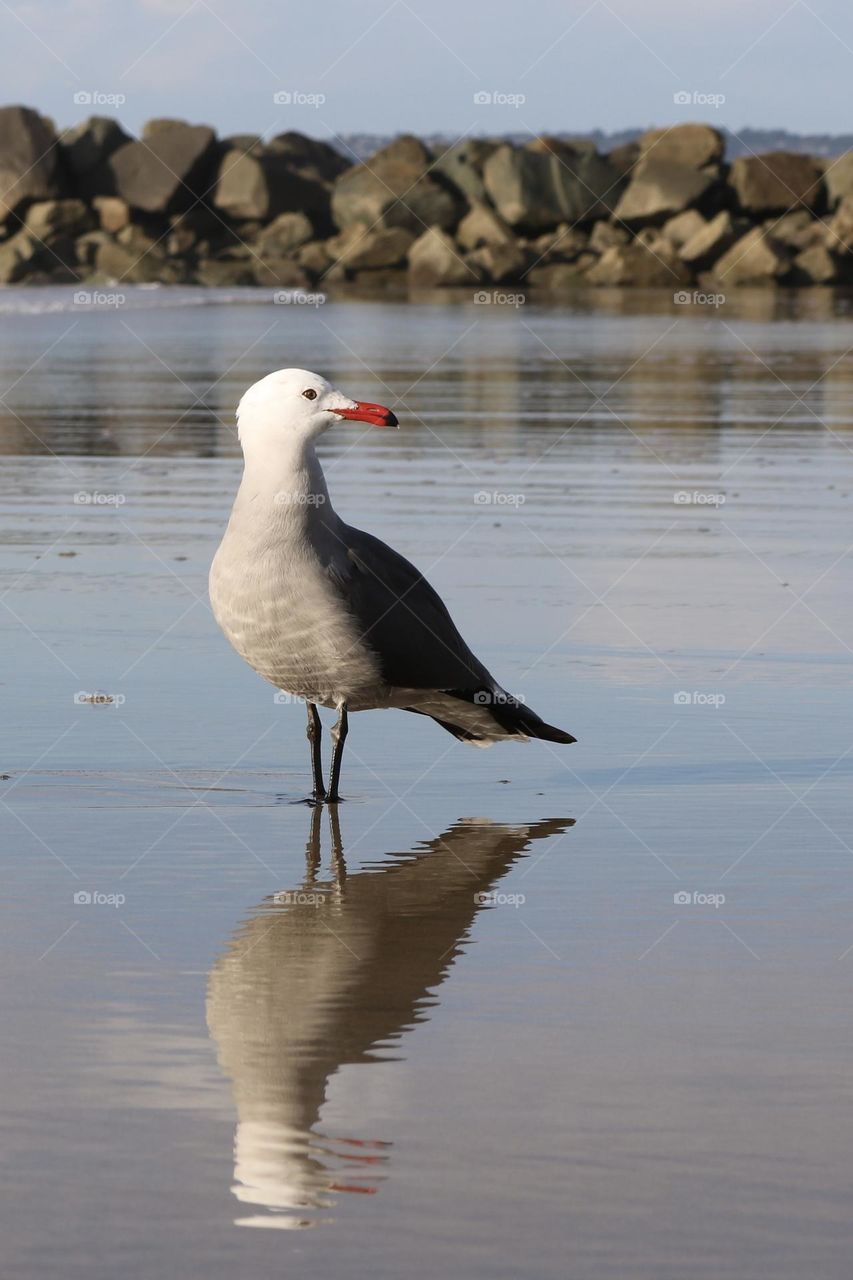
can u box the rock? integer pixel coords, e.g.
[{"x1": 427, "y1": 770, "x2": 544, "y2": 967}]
[
  {"x1": 60, "y1": 116, "x2": 131, "y2": 198},
  {"x1": 142, "y1": 118, "x2": 188, "y2": 140},
  {"x1": 433, "y1": 139, "x2": 496, "y2": 202},
  {"x1": 213, "y1": 148, "x2": 329, "y2": 224},
  {"x1": 468, "y1": 241, "x2": 527, "y2": 283},
  {"x1": 762, "y1": 209, "x2": 823, "y2": 251},
  {"x1": 527, "y1": 258, "x2": 595, "y2": 289},
  {"x1": 332, "y1": 135, "x2": 463, "y2": 233},
  {"x1": 74, "y1": 230, "x2": 109, "y2": 270},
  {"x1": 586, "y1": 241, "x2": 690, "y2": 287},
  {"x1": 256, "y1": 210, "x2": 314, "y2": 255},
  {"x1": 729, "y1": 152, "x2": 824, "y2": 215},
  {"x1": 108, "y1": 123, "x2": 217, "y2": 214},
  {"x1": 614, "y1": 159, "x2": 716, "y2": 225},
  {"x1": 483, "y1": 143, "x2": 623, "y2": 230},
  {"x1": 709, "y1": 227, "x2": 790, "y2": 284},
  {"x1": 95, "y1": 226, "x2": 170, "y2": 282},
  {"x1": 607, "y1": 142, "x2": 640, "y2": 176},
  {"x1": 456, "y1": 199, "x2": 515, "y2": 250},
  {"x1": 823, "y1": 152, "x2": 853, "y2": 208},
  {"x1": 0, "y1": 228, "x2": 39, "y2": 282},
  {"x1": 296, "y1": 240, "x2": 333, "y2": 277},
  {"x1": 661, "y1": 209, "x2": 706, "y2": 247},
  {"x1": 638, "y1": 124, "x2": 724, "y2": 170},
  {"x1": 407, "y1": 226, "x2": 479, "y2": 286},
  {"x1": 793, "y1": 243, "x2": 842, "y2": 284},
  {"x1": 0, "y1": 106, "x2": 63, "y2": 217},
  {"x1": 24, "y1": 199, "x2": 92, "y2": 239},
  {"x1": 194, "y1": 257, "x2": 256, "y2": 286},
  {"x1": 825, "y1": 196, "x2": 853, "y2": 252},
  {"x1": 223, "y1": 134, "x2": 263, "y2": 155},
  {"x1": 267, "y1": 132, "x2": 349, "y2": 183},
  {"x1": 92, "y1": 195, "x2": 130, "y2": 233},
  {"x1": 328, "y1": 225, "x2": 414, "y2": 270},
  {"x1": 530, "y1": 223, "x2": 590, "y2": 260},
  {"x1": 252, "y1": 257, "x2": 310, "y2": 288},
  {"x1": 679, "y1": 210, "x2": 741, "y2": 269},
  {"x1": 588, "y1": 221, "x2": 630, "y2": 253}
]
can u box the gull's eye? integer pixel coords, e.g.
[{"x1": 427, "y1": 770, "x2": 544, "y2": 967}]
[{"x1": 302, "y1": 388, "x2": 318, "y2": 401}]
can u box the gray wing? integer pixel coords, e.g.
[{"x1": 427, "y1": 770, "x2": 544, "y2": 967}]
[{"x1": 325, "y1": 525, "x2": 495, "y2": 692}]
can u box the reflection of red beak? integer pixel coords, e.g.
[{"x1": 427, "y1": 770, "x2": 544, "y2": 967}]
[{"x1": 333, "y1": 400, "x2": 399, "y2": 428}]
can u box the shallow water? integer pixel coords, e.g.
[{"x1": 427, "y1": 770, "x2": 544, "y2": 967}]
[{"x1": 1, "y1": 286, "x2": 852, "y2": 1278}]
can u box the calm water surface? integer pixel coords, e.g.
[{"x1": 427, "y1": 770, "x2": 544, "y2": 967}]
[{"x1": 1, "y1": 286, "x2": 852, "y2": 1278}]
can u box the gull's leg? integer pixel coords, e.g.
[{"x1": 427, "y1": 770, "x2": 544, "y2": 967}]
[
  {"x1": 306, "y1": 701, "x2": 326, "y2": 803},
  {"x1": 327, "y1": 702, "x2": 349, "y2": 804}
]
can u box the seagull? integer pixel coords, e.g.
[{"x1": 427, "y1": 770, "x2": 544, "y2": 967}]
[{"x1": 209, "y1": 368, "x2": 575, "y2": 803}]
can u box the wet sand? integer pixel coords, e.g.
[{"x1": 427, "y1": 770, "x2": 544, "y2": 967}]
[{"x1": 0, "y1": 287, "x2": 852, "y2": 1278}]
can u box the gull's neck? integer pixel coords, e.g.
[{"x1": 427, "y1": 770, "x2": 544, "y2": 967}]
[{"x1": 232, "y1": 433, "x2": 337, "y2": 539}]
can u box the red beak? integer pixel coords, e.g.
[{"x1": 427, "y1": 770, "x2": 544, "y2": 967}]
[{"x1": 333, "y1": 400, "x2": 399, "y2": 428}]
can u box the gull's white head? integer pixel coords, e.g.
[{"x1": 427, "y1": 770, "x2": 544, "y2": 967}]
[{"x1": 236, "y1": 368, "x2": 398, "y2": 447}]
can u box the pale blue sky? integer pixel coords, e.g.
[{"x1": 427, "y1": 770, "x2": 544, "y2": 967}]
[{"x1": 3, "y1": 0, "x2": 852, "y2": 141}]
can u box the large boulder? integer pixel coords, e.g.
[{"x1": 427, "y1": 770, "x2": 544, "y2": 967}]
[
  {"x1": 255, "y1": 210, "x2": 314, "y2": 256},
  {"x1": 709, "y1": 226, "x2": 790, "y2": 284},
  {"x1": 108, "y1": 123, "x2": 218, "y2": 214},
  {"x1": 0, "y1": 106, "x2": 64, "y2": 218},
  {"x1": 638, "y1": 124, "x2": 724, "y2": 170},
  {"x1": 0, "y1": 229, "x2": 40, "y2": 281},
  {"x1": 660, "y1": 209, "x2": 706, "y2": 247},
  {"x1": 266, "y1": 132, "x2": 349, "y2": 183},
  {"x1": 407, "y1": 226, "x2": 479, "y2": 286},
  {"x1": 823, "y1": 152, "x2": 853, "y2": 208},
  {"x1": 482, "y1": 143, "x2": 623, "y2": 230},
  {"x1": 213, "y1": 148, "x2": 330, "y2": 225},
  {"x1": 614, "y1": 158, "x2": 716, "y2": 225},
  {"x1": 456, "y1": 199, "x2": 515, "y2": 251},
  {"x1": 762, "y1": 209, "x2": 823, "y2": 251},
  {"x1": 433, "y1": 139, "x2": 497, "y2": 202},
  {"x1": 24, "y1": 199, "x2": 92, "y2": 240},
  {"x1": 586, "y1": 241, "x2": 691, "y2": 287},
  {"x1": 60, "y1": 116, "x2": 131, "y2": 199},
  {"x1": 793, "y1": 244, "x2": 843, "y2": 284},
  {"x1": 729, "y1": 152, "x2": 824, "y2": 215},
  {"x1": 825, "y1": 196, "x2": 853, "y2": 252},
  {"x1": 679, "y1": 210, "x2": 741, "y2": 269},
  {"x1": 327, "y1": 224, "x2": 414, "y2": 270},
  {"x1": 332, "y1": 135, "x2": 463, "y2": 233},
  {"x1": 468, "y1": 241, "x2": 527, "y2": 283}
]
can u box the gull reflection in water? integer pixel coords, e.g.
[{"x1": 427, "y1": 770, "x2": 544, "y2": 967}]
[{"x1": 206, "y1": 808, "x2": 574, "y2": 1229}]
